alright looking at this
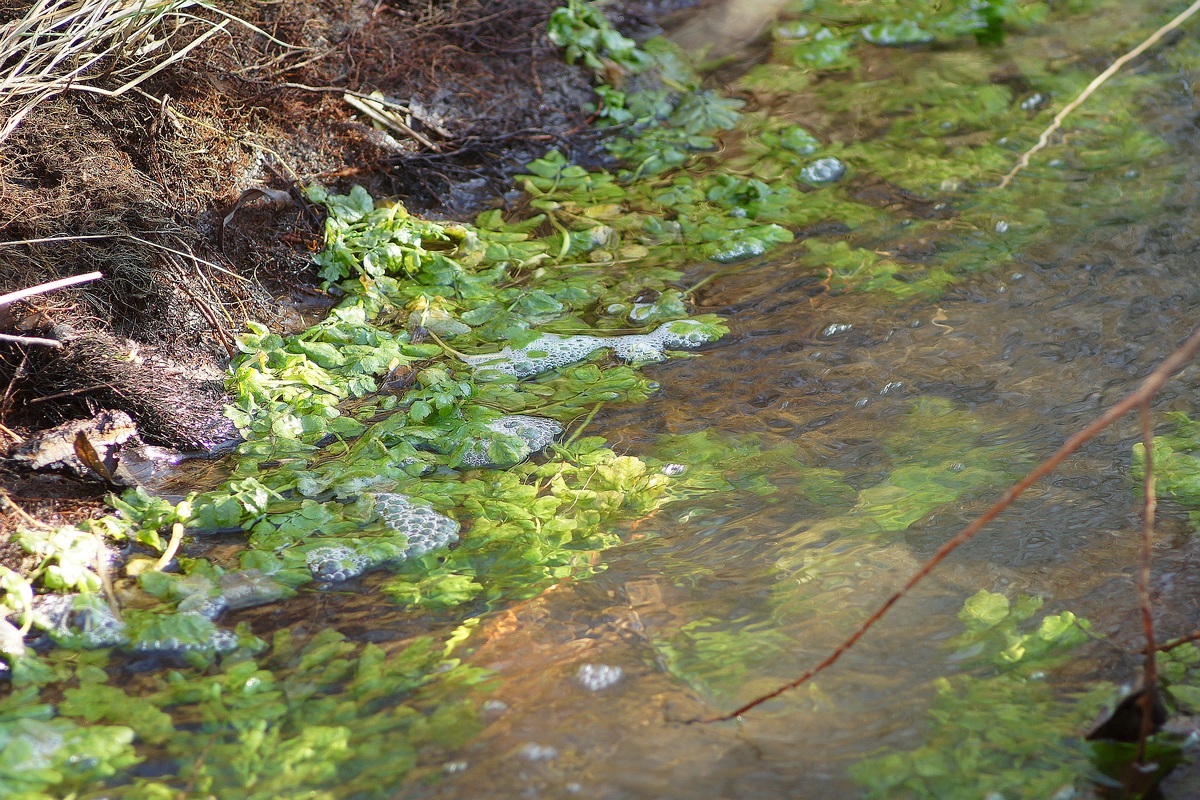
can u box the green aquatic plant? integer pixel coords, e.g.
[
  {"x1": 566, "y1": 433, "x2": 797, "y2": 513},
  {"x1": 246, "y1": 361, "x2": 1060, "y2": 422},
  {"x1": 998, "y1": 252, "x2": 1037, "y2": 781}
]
[
  {"x1": 4, "y1": 0, "x2": 1198, "y2": 796},
  {"x1": 1134, "y1": 410, "x2": 1200, "y2": 526},
  {"x1": 850, "y1": 591, "x2": 1111, "y2": 799}
]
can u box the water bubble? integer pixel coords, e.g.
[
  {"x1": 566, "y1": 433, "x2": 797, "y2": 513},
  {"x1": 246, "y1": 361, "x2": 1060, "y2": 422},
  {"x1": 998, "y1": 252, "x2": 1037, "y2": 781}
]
[
  {"x1": 520, "y1": 743, "x2": 558, "y2": 761},
  {"x1": 777, "y1": 21, "x2": 809, "y2": 39},
  {"x1": 821, "y1": 323, "x2": 852, "y2": 337},
  {"x1": 994, "y1": 220, "x2": 1009, "y2": 233},
  {"x1": 661, "y1": 463, "x2": 688, "y2": 477},
  {"x1": 374, "y1": 493, "x2": 461, "y2": 559},
  {"x1": 577, "y1": 663, "x2": 623, "y2": 691},
  {"x1": 1020, "y1": 93, "x2": 1046, "y2": 110}
]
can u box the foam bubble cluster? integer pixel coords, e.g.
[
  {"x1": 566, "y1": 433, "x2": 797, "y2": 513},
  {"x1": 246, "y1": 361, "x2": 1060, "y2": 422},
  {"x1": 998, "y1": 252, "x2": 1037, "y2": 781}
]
[
  {"x1": 461, "y1": 415, "x2": 563, "y2": 468},
  {"x1": 306, "y1": 545, "x2": 369, "y2": 582},
  {"x1": 462, "y1": 320, "x2": 717, "y2": 378},
  {"x1": 799, "y1": 157, "x2": 846, "y2": 184},
  {"x1": 577, "y1": 663, "x2": 623, "y2": 691},
  {"x1": 37, "y1": 594, "x2": 128, "y2": 650},
  {"x1": 375, "y1": 493, "x2": 461, "y2": 558},
  {"x1": 128, "y1": 610, "x2": 238, "y2": 655},
  {"x1": 461, "y1": 333, "x2": 606, "y2": 377},
  {"x1": 304, "y1": 495, "x2": 460, "y2": 582}
]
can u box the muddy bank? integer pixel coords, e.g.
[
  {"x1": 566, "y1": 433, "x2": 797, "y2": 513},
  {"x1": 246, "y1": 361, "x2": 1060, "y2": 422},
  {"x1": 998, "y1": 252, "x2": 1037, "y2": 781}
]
[{"x1": 0, "y1": 0, "x2": 666, "y2": 532}]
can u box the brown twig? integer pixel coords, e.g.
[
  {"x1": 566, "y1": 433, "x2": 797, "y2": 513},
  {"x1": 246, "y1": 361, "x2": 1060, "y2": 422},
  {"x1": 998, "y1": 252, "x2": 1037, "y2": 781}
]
[
  {"x1": 0, "y1": 271, "x2": 103, "y2": 307},
  {"x1": 1156, "y1": 630, "x2": 1200, "y2": 653},
  {"x1": 998, "y1": 0, "x2": 1200, "y2": 188},
  {"x1": 1136, "y1": 402, "x2": 1159, "y2": 763},
  {"x1": 705, "y1": 326, "x2": 1200, "y2": 722},
  {"x1": 28, "y1": 383, "x2": 111, "y2": 404}
]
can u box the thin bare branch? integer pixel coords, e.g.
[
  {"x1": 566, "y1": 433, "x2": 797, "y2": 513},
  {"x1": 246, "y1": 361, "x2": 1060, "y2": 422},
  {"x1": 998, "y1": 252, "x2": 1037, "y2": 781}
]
[
  {"x1": 999, "y1": 0, "x2": 1200, "y2": 188},
  {"x1": 1136, "y1": 401, "x2": 1159, "y2": 763},
  {"x1": 0, "y1": 334, "x2": 63, "y2": 348},
  {"x1": 0, "y1": 271, "x2": 102, "y2": 307},
  {"x1": 1156, "y1": 630, "x2": 1200, "y2": 653},
  {"x1": 705, "y1": 326, "x2": 1200, "y2": 722}
]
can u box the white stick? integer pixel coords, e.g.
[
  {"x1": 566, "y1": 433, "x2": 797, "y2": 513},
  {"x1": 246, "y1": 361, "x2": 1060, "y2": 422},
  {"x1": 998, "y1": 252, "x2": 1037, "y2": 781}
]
[{"x1": 0, "y1": 271, "x2": 103, "y2": 307}]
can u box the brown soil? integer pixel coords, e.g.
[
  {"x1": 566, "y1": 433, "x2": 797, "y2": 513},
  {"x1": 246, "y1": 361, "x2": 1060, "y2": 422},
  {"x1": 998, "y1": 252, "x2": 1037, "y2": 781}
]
[{"x1": 0, "y1": 0, "x2": 669, "y2": 538}]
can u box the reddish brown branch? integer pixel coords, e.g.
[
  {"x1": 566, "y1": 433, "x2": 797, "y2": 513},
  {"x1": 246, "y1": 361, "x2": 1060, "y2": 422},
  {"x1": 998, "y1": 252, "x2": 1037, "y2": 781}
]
[
  {"x1": 706, "y1": 326, "x2": 1200, "y2": 722},
  {"x1": 1136, "y1": 402, "x2": 1158, "y2": 763},
  {"x1": 1156, "y1": 630, "x2": 1200, "y2": 653}
]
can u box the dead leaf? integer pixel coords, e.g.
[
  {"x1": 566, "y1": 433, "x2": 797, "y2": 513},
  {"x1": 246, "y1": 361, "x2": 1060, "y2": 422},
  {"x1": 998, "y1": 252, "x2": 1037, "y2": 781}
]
[{"x1": 222, "y1": 187, "x2": 294, "y2": 233}]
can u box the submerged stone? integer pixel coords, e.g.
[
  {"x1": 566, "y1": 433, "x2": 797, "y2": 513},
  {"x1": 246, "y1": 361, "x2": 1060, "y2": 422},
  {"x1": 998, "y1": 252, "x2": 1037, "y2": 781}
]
[
  {"x1": 218, "y1": 569, "x2": 293, "y2": 610},
  {"x1": 799, "y1": 157, "x2": 847, "y2": 184}
]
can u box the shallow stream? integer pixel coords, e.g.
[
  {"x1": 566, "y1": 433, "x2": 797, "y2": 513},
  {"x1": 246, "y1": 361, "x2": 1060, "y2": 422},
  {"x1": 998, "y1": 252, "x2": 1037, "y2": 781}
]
[
  {"x1": 393, "y1": 3, "x2": 1200, "y2": 796},
  {"x1": 15, "y1": 1, "x2": 1200, "y2": 798}
]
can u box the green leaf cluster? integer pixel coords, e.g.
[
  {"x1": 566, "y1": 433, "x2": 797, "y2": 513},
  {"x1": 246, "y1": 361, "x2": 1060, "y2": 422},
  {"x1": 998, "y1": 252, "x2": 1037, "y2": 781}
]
[{"x1": 850, "y1": 591, "x2": 1110, "y2": 799}]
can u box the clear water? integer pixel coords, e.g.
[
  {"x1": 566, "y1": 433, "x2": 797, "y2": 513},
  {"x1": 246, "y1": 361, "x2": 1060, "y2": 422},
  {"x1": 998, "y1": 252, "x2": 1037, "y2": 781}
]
[{"x1": 165, "y1": 2, "x2": 1200, "y2": 796}]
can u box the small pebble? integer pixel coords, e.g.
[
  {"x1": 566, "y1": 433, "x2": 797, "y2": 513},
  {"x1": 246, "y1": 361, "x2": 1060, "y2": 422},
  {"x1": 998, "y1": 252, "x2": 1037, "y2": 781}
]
[{"x1": 799, "y1": 157, "x2": 846, "y2": 184}]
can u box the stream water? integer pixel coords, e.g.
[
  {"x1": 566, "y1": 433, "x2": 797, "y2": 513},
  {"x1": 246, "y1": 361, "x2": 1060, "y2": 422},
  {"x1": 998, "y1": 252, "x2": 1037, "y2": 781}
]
[
  {"x1": 396, "y1": 225, "x2": 1200, "y2": 787},
  {"x1": 393, "y1": 4, "x2": 1200, "y2": 797},
  {"x1": 21, "y1": 1, "x2": 1200, "y2": 798}
]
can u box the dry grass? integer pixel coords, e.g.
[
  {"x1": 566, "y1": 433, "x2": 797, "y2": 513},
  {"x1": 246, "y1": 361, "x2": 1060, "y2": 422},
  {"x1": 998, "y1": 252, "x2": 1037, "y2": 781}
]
[{"x1": 0, "y1": 0, "x2": 293, "y2": 144}]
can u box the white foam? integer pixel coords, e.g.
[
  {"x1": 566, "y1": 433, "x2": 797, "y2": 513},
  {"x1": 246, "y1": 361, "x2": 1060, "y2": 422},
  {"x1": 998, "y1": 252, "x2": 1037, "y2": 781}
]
[
  {"x1": 375, "y1": 493, "x2": 461, "y2": 558},
  {"x1": 305, "y1": 545, "x2": 369, "y2": 581},
  {"x1": 577, "y1": 663, "x2": 623, "y2": 691},
  {"x1": 463, "y1": 321, "x2": 717, "y2": 378},
  {"x1": 461, "y1": 415, "x2": 563, "y2": 468}
]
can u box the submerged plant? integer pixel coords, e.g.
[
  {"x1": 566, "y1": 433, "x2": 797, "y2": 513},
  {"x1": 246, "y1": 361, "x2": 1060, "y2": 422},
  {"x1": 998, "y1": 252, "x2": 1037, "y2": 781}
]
[
  {"x1": 4, "y1": 0, "x2": 1199, "y2": 796},
  {"x1": 851, "y1": 591, "x2": 1110, "y2": 799}
]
